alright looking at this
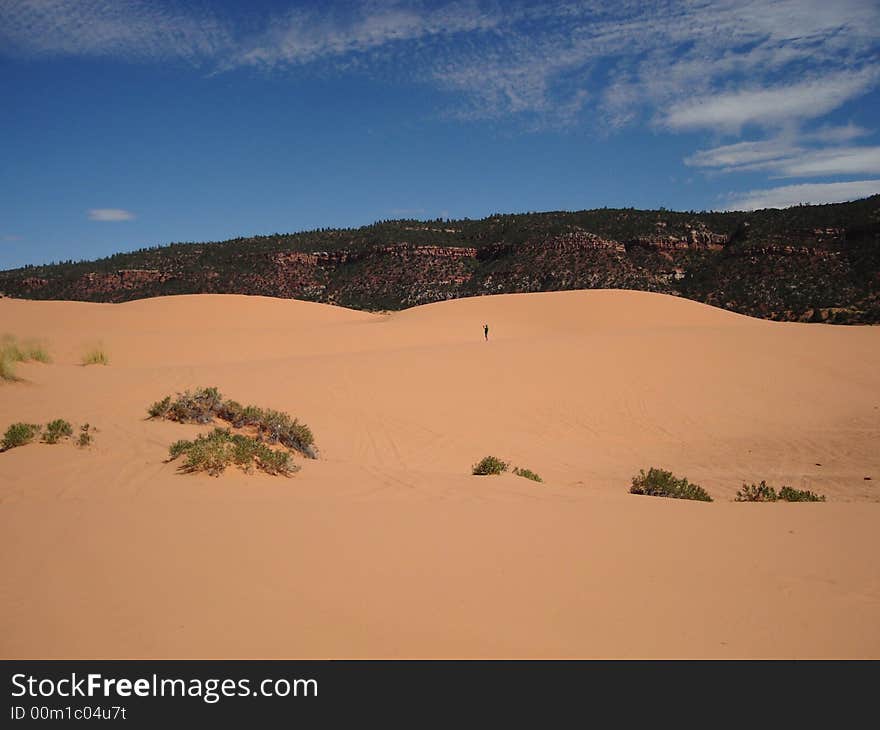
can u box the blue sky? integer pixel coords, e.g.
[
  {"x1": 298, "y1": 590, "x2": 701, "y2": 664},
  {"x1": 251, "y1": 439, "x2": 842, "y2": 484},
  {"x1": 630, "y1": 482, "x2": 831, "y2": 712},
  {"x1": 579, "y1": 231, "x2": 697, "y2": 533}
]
[{"x1": 2, "y1": 0, "x2": 879, "y2": 270}]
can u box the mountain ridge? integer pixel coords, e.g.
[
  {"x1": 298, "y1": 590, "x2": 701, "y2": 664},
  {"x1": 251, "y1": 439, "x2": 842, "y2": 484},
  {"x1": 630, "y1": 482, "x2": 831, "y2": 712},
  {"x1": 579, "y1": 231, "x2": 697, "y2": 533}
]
[{"x1": 2, "y1": 195, "x2": 879, "y2": 323}]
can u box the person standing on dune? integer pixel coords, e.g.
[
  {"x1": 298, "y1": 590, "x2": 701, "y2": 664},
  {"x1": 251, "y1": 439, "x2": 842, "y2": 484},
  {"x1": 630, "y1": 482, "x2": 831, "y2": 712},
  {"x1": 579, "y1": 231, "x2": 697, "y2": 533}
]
[{"x1": 484, "y1": 323, "x2": 489, "y2": 341}]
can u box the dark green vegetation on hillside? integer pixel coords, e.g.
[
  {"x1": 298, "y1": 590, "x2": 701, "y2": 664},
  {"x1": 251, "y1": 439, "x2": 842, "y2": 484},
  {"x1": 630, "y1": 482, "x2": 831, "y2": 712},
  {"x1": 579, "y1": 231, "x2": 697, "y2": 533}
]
[{"x1": 3, "y1": 196, "x2": 879, "y2": 323}]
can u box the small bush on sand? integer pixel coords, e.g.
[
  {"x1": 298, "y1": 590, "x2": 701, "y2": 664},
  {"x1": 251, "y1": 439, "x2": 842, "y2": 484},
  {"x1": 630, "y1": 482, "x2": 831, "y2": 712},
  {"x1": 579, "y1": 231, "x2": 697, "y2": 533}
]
[
  {"x1": 76, "y1": 424, "x2": 94, "y2": 448},
  {"x1": 149, "y1": 387, "x2": 317, "y2": 458},
  {"x1": 472, "y1": 455, "x2": 509, "y2": 476},
  {"x1": 630, "y1": 467, "x2": 713, "y2": 502},
  {"x1": 148, "y1": 396, "x2": 172, "y2": 419},
  {"x1": 513, "y1": 466, "x2": 543, "y2": 482},
  {"x1": 43, "y1": 419, "x2": 73, "y2": 444},
  {"x1": 735, "y1": 481, "x2": 778, "y2": 502},
  {"x1": 2, "y1": 422, "x2": 42, "y2": 451},
  {"x1": 168, "y1": 428, "x2": 298, "y2": 477},
  {"x1": 735, "y1": 481, "x2": 826, "y2": 502},
  {"x1": 254, "y1": 407, "x2": 315, "y2": 456},
  {"x1": 81, "y1": 347, "x2": 109, "y2": 366},
  {"x1": 149, "y1": 387, "x2": 224, "y2": 425},
  {"x1": 779, "y1": 486, "x2": 826, "y2": 502}
]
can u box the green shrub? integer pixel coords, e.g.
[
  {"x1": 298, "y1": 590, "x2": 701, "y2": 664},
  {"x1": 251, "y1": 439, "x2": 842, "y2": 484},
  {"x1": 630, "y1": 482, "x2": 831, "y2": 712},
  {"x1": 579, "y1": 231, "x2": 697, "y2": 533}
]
[
  {"x1": 81, "y1": 347, "x2": 109, "y2": 366},
  {"x1": 76, "y1": 424, "x2": 93, "y2": 448},
  {"x1": 256, "y1": 446, "x2": 295, "y2": 476},
  {"x1": 149, "y1": 388, "x2": 317, "y2": 458},
  {"x1": 630, "y1": 467, "x2": 713, "y2": 502},
  {"x1": 149, "y1": 387, "x2": 221, "y2": 424},
  {"x1": 229, "y1": 433, "x2": 261, "y2": 467},
  {"x1": 168, "y1": 438, "x2": 191, "y2": 459},
  {"x1": 43, "y1": 419, "x2": 73, "y2": 444},
  {"x1": 217, "y1": 399, "x2": 247, "y2": 426},
  {"x1": 735, "y1": 481, "x2": 778, "y2": 502},
  {"x1": 472, "y1": 455, "x2": 509, "y2": 475},
  {"x1": 148, "y1": 396, "x2": 172, "y2": 418},
  {"x1": 167, "y1": 428, "x2": 299, "y2": 477},
  {"x1": 2, "y1": 422, "x2": 42, "y2": 451},
  {"x1": 256, "y1": 408, "x2": 315, "y2": 455},
  {"x1": 779, "y1": 486, "x2": 826, "y2": 502},
  {"x1": 177, "y1": 431, "x2": 231, "y2": 477},
  {"x1": 513, "y1": 466, "x2": 543, "y2": 482},
  {"x1": 734, "y1": 481, "x2": 826, "y2": 502}
]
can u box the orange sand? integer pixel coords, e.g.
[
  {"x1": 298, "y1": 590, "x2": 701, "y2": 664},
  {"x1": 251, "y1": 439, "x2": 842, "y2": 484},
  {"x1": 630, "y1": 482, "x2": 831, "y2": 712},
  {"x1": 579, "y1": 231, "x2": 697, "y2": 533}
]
[{"x1": 1, "y1": 290, "x2": 878, "y2": 658}]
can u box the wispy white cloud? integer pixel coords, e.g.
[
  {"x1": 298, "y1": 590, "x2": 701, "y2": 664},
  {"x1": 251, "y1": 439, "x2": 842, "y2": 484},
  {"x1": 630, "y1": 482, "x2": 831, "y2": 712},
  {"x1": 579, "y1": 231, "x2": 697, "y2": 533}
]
[
  {"x1": 0, "y1": 0, "x2": 231, "y2": 61},
  {"x1": 661, "y1": 70, "x2": 877, "y2": 133},
  {"x1": 687, "y1": 126, "x2": 880, "y2": 178},
  {"x1": 232, "y1": 1, "x2": 503, "y2": 70},
  {"x1": 724, "y1": 180, "x2": 880, "y2": 211},
  {"x1": 772, "y1": 146, "x2": 880, "y2": 178},
  {"x1": 88, "y1": 208, "x2": 136, "y2": 222},
  {"x1": 804, "y1": 122, "x2": 873, "y2": 144},
  {"x1": 686, "y1": 139, "x2": 802, "y2": 170},
  {"x1": 3, "y1": 0, "x2": 880, "y2": 214},
  {"x1": 598, "y1": 0, "x2": 880, "y2": 131},
  {"x1": 1, "y1": 1, "x2": 878, "y2": 132}
]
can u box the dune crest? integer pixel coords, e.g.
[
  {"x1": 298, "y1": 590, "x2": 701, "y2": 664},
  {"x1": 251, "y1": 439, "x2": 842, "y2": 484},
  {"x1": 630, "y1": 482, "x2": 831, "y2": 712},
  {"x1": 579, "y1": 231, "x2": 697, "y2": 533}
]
[{"x1": 2, "y1": 290, "x2": 879, "y2": 658}]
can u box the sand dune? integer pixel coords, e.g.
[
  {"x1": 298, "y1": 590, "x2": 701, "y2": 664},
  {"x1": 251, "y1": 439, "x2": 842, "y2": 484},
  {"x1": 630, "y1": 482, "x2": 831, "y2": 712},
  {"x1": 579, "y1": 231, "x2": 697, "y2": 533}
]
[{"x1": 1, "y1": 290, "x2": 879, "y2": 658}]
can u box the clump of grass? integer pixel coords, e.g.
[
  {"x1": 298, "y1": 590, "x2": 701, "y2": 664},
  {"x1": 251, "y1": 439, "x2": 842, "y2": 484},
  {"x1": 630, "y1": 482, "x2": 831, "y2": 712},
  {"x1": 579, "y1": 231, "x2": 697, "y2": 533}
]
[
  {"x1": 1, "y1": 335, "x2": 51, "y2": 380},
  {"x1": 513, "y1": 466, "x2": 543, "y2": 482},
  {"x1": 19, "y1": 341, "x2": 51, "y2": 363},
  {"x1": 0, "y1": 334, "x2": 22, "y2": 362},
  {"x1": 2, "y1": 337, "x2": 51, "y2": 363},
  {"x1": 167, "y1": 428, "x2": 298, "y2": 477},
  {"x1": 735, "y1": 480, "x2": 778, "y2": 502},
  {"x1": 630, "y1": 467, "x2": 713, "y2": 502},
  {"x1": 2, "y1": 422, "x2": 42, "y2": 451},
  {"x1": 76, "y1": 424, "x2": 93, "y2": 448},
  {"x1": 43, "y1": 419, "x2": 73, "y2": 444},
  {"x1": 81, "y1": 346, "x2": 109, "y2": 366},
  {"x1": 472, "y1": 455, "x2": 509, "y2": 475},
  {"x1": 779, "y1": 486, "x2": 826, "y2": 502},
  {"x1": 149, "y1": 387, "x2": 317, "y2": 458},
  {"x1": 0, "y1": 356, "x2": 18, "y2": 382}
]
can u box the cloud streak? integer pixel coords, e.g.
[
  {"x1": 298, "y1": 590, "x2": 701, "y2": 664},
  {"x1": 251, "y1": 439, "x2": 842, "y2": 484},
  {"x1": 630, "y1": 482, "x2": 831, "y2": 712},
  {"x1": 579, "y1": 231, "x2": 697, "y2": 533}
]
[
  {"x1": 661, "y1": 71, "x2": 878, "y2": 133},
  {"x1": 88, "y1": 209, "x2": 136, "y2": 222},
  {"x1": 3, "y1": 1, "x2": 880, "y2": 211},
  {"x1": 687, "y1": 127, "x2": 880, "y2": 178},
  {"x1": 724, "y1": 180, "x2": 880, "y2": 211},
  {"x1": 3, "y1": 2, "x2": 877, "y2": 129},
  {"x1": 0, "y1": 1, "x2": 233, "y2": 63}
]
